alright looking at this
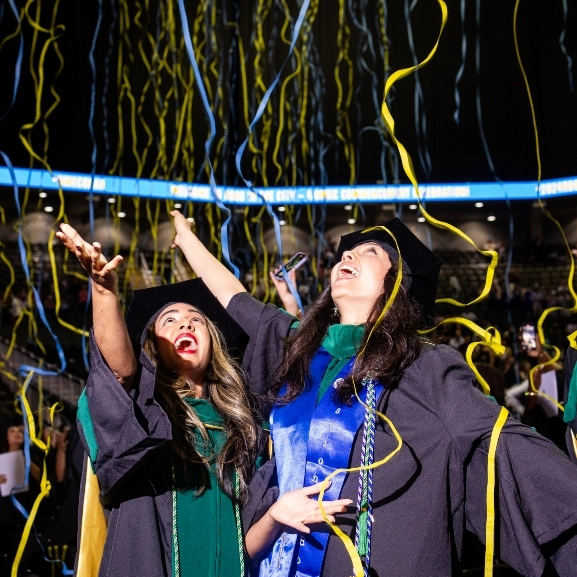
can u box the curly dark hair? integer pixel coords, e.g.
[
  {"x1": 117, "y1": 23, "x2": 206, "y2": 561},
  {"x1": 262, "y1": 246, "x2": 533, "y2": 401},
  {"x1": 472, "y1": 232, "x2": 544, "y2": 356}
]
[{"x1": 273, "y1": 262, "x2": 425, "y2": 404}]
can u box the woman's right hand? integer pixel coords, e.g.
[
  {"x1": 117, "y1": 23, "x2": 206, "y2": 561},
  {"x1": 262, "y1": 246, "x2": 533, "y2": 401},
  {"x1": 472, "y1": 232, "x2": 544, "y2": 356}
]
[{"x1": 56, "y1": 224, "x2": 123, "y2": 293}]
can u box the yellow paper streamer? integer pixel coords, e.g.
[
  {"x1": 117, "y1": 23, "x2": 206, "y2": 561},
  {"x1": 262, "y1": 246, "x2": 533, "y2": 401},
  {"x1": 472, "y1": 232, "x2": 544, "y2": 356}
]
[
  {"x1": 513, "y1": 0, "x2": 577, "y2": 409},
  {"x1": 569, "y1": 330, "x2": 577, "y2": 351},
  {"x1": 484, "y1": 407, "x2": 509, "y2": 576},
  {"x1": 11, "y1": 371, "x2": 61, "y2": 577}
]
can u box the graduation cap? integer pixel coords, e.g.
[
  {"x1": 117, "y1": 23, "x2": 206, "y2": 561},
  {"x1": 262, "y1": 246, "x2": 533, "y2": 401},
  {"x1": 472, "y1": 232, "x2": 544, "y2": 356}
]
[
  {"x1": 335, "y1": 218, "x2": 443, "y2": 325},
  {"x1": 124, "y1": 278, "x2": 248, "y2": 357}
]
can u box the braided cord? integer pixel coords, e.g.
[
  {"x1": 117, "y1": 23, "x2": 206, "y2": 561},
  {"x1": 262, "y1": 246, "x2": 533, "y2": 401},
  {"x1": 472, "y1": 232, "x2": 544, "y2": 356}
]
[
  {"x1": 234, "y1": 471, "x2": 246, "y2": 577},
  {"x1": 172, "y1": 468, "x2": 180, "y2": 577},
  {"x1": 364, "y1": 382, "x2": 376, "y2": 572},
  {"x1": 354, "y1": 387, "x2": 370, "y2": 545},
  {"x1": 354, "y1": 377, "x2": 377, "y2": 576}
]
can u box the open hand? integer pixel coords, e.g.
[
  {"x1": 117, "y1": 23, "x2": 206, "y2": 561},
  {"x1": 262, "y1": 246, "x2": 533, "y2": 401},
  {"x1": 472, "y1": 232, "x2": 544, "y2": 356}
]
[
  {"x1": 56, "y1": 224, "x2": 123, "y2": 292},
  {"x1": 267, "y1": 481, "x2": 352, "y2": 534}
]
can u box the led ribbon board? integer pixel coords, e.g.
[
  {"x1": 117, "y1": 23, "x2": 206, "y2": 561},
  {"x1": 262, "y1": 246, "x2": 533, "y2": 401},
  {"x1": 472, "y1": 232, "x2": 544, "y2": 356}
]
[{"x1": 1, "y1": 167, "x2": 577, "y2": 204}]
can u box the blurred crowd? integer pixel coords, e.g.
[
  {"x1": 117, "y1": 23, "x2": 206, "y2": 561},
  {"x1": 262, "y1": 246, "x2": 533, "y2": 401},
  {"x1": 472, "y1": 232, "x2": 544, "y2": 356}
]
[
  {"x1": 0, "y1": 390, "x2": 83, "y2": 576},
  {"x1": 0, "y1": 241, "x2": 576, "y2": 575}
]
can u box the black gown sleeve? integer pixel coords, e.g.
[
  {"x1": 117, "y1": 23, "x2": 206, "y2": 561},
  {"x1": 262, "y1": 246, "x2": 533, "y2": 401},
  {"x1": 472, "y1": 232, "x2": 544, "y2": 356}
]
[
  {"x1": 242, "y1": 457, "x2": 279, "y2": 533},
  {"x1": 423, "y1": 345, "x2": 577, "y2": 576},
  {"x1": 226, "y1": 292, "x2": 295, "y2": 402},
  {"x1": 78, "y1": 331, "x2": 172, "y2": 502}
]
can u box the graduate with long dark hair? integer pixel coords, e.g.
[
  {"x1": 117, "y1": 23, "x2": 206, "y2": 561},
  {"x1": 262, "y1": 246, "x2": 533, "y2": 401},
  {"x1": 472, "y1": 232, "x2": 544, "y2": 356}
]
[{"x1": 172, "y1": 209, "x2": 577, "y2": 577}]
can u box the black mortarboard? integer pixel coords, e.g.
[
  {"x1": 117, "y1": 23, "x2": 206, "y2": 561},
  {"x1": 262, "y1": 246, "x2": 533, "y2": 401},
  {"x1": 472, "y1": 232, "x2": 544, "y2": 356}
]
[
  {"x1": 335, "y1": 218, "x2": 443, "y2": 326},
  {"x1": 124, "y1": 278, "x2": 248, "y2": 357}
]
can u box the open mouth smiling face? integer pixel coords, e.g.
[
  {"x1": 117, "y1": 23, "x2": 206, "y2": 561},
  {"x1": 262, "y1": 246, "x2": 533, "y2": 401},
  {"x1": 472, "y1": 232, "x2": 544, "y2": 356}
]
[
  {"x1": 336, "y1": 262, "x2": 360, "y2": 280},
  {"x1": 330, "y1": 242, "x2": 392, "y2": 316},
  {"x1": 173, "y1": 333, "x2": 199, "y2": 354},
  {"x1": 153, "y1": 302, "x2": 212, "y2": 379}
]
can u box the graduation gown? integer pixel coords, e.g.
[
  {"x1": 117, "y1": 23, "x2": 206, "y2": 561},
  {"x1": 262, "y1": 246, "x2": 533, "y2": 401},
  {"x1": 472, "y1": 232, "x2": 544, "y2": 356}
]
[
  {"x1": 76, "y1": 332, "x2": 242, "y2": 577},
  {"x1": 227, "y1": 293, "x2": 577, "y2": 577}
]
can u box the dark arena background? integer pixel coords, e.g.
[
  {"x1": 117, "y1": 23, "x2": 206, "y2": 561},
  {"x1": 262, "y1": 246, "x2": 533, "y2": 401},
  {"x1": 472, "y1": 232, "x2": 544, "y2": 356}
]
[{"x1": 0, "y1": 0, "x2": 576, "y2": 575}]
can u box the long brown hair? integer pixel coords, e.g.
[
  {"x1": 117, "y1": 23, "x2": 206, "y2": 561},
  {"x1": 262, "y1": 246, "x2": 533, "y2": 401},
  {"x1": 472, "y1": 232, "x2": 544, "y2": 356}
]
[
  {"x1": 273, "y1": 262, "x2": 425, "y2": 404},
  {"x1": 143, "y1": 313, "x2": 264, "y2": 503}
]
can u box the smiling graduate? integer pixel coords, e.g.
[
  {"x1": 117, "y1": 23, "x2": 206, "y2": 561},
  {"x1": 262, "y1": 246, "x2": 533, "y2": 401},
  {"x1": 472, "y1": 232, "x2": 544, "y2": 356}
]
[
  {"x1": 171, "y1": 212, "x2": 577, "y2": 577},
  {"x1": 56, "y1": 224, "x2": 264, "y2": 577}
]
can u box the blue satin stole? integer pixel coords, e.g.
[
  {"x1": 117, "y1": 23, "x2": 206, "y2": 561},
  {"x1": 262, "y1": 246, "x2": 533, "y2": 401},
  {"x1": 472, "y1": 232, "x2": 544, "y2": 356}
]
[{"x1": 259, "y1": 348, "x2": 383, "y2": 577}]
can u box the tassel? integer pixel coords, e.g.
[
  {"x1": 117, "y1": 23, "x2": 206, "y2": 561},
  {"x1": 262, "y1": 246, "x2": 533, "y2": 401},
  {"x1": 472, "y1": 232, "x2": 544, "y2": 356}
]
[{"x1": 357, "y1": 506, "x2": 369, "y2": 557}]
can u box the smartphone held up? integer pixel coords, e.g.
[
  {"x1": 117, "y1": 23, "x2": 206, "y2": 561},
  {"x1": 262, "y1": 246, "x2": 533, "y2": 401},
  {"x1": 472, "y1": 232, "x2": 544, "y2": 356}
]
[
  {"x1": 519, "y1": 323, "x2": 537, "y2": 352},
  {"x1": 273, "y1": 252, "x2": 308, "y2": 280}
]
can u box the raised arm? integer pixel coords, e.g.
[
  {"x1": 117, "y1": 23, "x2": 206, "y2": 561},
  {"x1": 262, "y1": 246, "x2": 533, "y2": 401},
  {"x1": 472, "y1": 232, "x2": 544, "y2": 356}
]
[
  {"x1": 170, "y1": 210, "x2": 246, "y2": 308},
  {"x1": 56, "y1": 224, "x2": 136, "y2": 391}
]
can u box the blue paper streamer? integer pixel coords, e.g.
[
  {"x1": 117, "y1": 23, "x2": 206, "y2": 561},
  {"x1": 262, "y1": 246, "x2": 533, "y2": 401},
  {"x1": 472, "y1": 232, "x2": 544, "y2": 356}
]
[
  {"x1": 0, "y1": 151, "x2": 68, "y2": 372},
  {"x1": 0, "y1": 0, "x2": 24, "y2": 121},
  {"x1": 349, "y1": 0, "x2": 387, "y2": 184},
  {"x1": 88, "y1": 0, "x2": 103, "y2": 182},
  {"x1": 475, "y1": 0, "x2": 498, "y2": 177},
  {"x1": 234, "y1": 0, "x2": 311, "y2": 312},
  {"x1": 101, "y1": 0, "x2": 117, "y2": 171},
  {"x1": 473, "y1": 0, "x2": 518, "y2": 372},
  {"x1": 177, "y1": 0, "x2": 240, "y2": 278},
  {"x1": 404, "y1": 0, "x2": 432, "y2": 180},
  {"x1": 83, "y1": 0, "x2": 102, "y2": 373},
  {"x1": 559, "y1": 0, "x2": 574, "y2": 93},
  {"x1": 453, "y1": 0, "x2": 467, "y2": 125}
]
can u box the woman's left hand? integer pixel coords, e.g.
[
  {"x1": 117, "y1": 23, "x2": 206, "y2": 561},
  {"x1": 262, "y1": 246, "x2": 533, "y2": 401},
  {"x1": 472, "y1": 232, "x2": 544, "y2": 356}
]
[
  {"x1": 245, "y1": 480, "x2": 351, "y2": 559},
  {"x1": 267, "y1": 481, "x2": 352, "y2": 533},
  {"x1": 170, "y1": 210, "x2": 194, "y2": 250}
]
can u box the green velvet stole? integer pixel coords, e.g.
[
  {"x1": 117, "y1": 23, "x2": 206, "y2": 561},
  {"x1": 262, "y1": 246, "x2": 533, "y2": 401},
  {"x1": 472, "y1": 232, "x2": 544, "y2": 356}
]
[
  {"x1": 317, "y1": 324, "x2": 365, "y2": 402},
  {"x1": 172, "y1": 398, "x2": 240, "y2": 577}
]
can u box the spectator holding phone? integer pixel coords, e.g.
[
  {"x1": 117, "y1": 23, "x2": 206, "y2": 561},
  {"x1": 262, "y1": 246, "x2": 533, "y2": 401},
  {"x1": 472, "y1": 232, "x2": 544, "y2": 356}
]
[{"x1": 505, "y1": 331, "x2": 567, "y2": 453}]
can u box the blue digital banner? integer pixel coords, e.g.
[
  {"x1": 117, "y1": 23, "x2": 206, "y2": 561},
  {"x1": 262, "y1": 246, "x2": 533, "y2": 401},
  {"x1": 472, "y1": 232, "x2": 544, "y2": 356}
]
[{"x1": 1, "y1": 166, "x2": 576, "y2": 204}]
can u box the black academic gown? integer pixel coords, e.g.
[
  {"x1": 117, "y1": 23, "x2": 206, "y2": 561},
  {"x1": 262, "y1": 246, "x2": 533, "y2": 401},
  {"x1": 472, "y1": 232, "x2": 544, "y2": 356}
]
[
  {"x1": 76, "y1": 332, "x2": 174, "y2": 577},
  {"x1": 564, "y1": 346, "x2": 577, "y2": 463},
  {"x1": 228, "y1": 293, "x2": 577, "y2": 577}
]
